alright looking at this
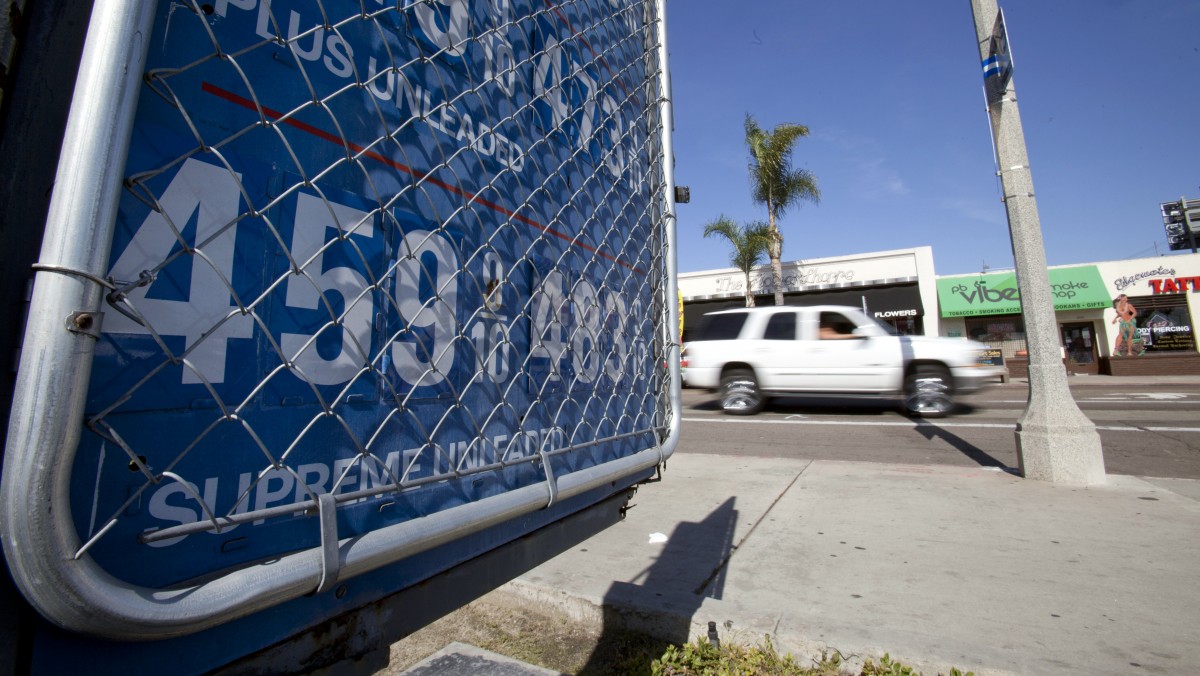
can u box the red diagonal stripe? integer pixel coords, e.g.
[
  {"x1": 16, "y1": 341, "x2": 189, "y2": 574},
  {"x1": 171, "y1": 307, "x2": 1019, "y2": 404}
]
[{"x1": 200, "y1": 82, "x2": 639, "y2": 272}]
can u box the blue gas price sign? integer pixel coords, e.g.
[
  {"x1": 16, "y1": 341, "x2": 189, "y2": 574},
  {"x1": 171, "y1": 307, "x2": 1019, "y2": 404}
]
[
  {"x1": 3, "y1": 0, "x2": 678, "y2": 652},
  {"x1": 83, "y1": 0, "x2": 662, "y2": 582}
]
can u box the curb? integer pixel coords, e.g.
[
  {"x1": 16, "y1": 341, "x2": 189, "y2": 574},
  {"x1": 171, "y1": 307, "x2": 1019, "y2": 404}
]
[
  {"x1": 497, "y1": 579, "x2": 1024, "y2": 676},
  {"x1": 499, "y1": 578, "x2": 706, "y2": 643}
]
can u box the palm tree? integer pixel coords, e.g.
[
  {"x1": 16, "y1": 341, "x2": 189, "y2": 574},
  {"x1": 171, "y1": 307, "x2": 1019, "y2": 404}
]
[
  {"x1": 744, "y1": 114, "x2": 820, "y2": 305},
  {"x1": 703, "y1": 215, "x2": 772, "y2": 307}
]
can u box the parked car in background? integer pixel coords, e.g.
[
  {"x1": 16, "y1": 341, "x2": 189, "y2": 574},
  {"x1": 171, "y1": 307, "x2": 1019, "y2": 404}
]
[{"x1": 682, "y1": 305, "x2": 1004, "y2": 417}]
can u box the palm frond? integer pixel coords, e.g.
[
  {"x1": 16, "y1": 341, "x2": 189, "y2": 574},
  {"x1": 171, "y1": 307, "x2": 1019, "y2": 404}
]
[
  {"x1": 703, "y1": 215, "x2": 770, "y2": 275},
  {"x1": 744, "y1": 114, "x2": 819, "y2": 218}
]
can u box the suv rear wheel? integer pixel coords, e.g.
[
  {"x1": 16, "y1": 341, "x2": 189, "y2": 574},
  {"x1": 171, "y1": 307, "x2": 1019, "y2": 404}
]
[
  {"x1": 903, "y1": 364, "x2": 954, "y2": 418},
  {"x1": 720, "y1": 369, "x2": 765, "y2": 415}
]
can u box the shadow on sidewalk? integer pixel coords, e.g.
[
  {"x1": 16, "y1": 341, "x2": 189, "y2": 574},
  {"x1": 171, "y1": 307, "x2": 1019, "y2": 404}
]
[
  {"x1": 911, "y1": 419, "x2": 1008, "y2": 469},
  {"x1": 577, "y1": 497, "x2": 738, "y2": 674}
]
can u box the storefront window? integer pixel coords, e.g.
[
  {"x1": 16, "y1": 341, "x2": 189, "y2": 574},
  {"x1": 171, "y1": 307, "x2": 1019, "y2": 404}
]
[
  {"x1": 964, "y1": 314, "x2": 1027, "y2": 357},
  {"x1": 1127, "y1": 295, "x2": 1195, "y2": 353},
  {"x1": 878, "y1": 316, "x2": 920, "y2": 335}
]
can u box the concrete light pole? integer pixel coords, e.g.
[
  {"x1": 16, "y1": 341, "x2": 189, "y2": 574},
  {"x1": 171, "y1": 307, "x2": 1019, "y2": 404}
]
[{"x1": 969, "y1": 0, "x2": 1105, "y2": 484}]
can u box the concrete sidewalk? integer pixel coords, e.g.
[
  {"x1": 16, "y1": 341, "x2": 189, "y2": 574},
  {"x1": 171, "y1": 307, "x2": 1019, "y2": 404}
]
[{"x1": 503, "y1": 454, "x2": 1200, "y2": 675}]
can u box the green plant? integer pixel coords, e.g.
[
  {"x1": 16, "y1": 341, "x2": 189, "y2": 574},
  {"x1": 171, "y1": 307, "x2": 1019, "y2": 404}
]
[
  {"x1": 702, "y1": 215, "x2": 772, "y2": 307},
  {"x1": 652, "y1": 637, "x2": 974, "y2": 676},
  {"x1": 861, "y1": 653, "x2": 914, "y2": 675},
  {"x1": 744, "y1": 114, "x2": 820, "y2": 306},
  {"x1": 854, "y1": 651, "x2": 976, "y2": 676},
  {"x1": 652, "y1": 635, "x2": 828, "y2": 675}
]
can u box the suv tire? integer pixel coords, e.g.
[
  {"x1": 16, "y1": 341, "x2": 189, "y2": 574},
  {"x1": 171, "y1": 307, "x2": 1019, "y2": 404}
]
[
  {"x1": 720, "y1": 369, "x2": 765, "y2": 415},
  {"x1": 903, "y1": 364, "x2": 954, "y2": 418}
]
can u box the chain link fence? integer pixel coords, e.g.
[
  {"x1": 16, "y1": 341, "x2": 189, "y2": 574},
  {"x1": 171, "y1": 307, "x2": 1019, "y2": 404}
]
[{"x1": 3, "y1": 0, "x2": 678, "y2": 641}]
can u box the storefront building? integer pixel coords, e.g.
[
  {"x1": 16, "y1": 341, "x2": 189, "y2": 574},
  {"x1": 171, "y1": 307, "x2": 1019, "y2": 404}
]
[
  {"x1": 678, "y1": 247, "x2": 938, "y2": 341},
  {"x1": 936, "y1": 253, "x2": 1200, "y2": 376},
  {"x1": 679, "y1": 247, "x2": 1198, "y2": 376}
]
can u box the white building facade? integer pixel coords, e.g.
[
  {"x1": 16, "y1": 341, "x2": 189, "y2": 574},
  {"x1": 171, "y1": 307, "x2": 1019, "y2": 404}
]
[
  {"x1": 679, "y1": 247, "x2": 1200, "y2": 376},
  {"x1": 678, "y1": 247, "x2": 939, "y2": 340}
]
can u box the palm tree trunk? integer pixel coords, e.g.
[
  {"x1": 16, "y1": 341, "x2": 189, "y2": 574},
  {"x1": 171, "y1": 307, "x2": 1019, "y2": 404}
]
[
  {"x1": 743, "y1": 270, "x2": 755, "y2": 307},
  {"x1": 768, "y1": 210, "x2": 784, "y2": 306}
]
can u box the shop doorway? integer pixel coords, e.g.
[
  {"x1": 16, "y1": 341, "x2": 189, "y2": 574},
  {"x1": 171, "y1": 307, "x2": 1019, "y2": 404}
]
[{"x1": 1061, "y1": 323, "x2": 1099, "y2": 375}]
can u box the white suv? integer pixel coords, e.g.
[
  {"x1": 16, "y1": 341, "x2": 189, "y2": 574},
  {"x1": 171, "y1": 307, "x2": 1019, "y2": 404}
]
[{"x1": 682, "y1": 305, "x2": 1003, "y2": 417}]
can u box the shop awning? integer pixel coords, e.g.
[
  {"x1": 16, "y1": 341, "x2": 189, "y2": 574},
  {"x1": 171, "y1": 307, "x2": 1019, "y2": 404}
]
[
  {"x1": 783, "y1": 284, "x2": 925, "y2": 320},
  {"x1": 680, "y1": 284, "x2": 925, "y2": 340},
  {"x1": 860, "y1": 285, "x2": 925, "y2": 320},
  {"x1": 937, "y1": 266, "x2": 1111, "y2": 318}
]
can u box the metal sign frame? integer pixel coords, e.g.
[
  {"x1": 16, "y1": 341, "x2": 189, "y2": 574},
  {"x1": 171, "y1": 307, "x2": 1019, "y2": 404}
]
[{"x1": 1, "y1": 0, "x2": 680, "y2": 652}]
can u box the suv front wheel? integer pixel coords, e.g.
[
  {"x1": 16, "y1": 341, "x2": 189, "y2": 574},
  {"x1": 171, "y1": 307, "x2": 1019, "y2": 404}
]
[
  {"x1": 720, "y1": 369, "x2": 765, "y2": 415},
  {"x1": 903, "y1": 364, "x2": 955, "y2": 418}
]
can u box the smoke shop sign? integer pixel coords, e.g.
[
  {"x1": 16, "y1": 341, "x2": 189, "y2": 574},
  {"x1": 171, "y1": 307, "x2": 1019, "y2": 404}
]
[{"x1": 937, "y1": 266, "x2": 1111, "y2": 317}]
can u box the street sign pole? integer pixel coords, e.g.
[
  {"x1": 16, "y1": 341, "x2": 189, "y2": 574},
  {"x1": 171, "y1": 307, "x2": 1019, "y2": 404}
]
[{"x1": 969, "y1": 0, "x2": 1105, "y2": 484}]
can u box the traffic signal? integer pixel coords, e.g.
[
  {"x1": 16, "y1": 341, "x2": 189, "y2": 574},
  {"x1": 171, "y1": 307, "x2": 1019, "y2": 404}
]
[
  {"x1": 1160, "y1": 201, "x2": 1183, "y2": 224},
  {"x1": 1162, "y1": 199, "x2": 1200, "y2": 251}
]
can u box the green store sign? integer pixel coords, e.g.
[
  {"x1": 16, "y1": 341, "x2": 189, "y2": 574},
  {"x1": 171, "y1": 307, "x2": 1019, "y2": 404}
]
[{"x1": 938, "y1": 266, "x2": 1111, "y2": 318}]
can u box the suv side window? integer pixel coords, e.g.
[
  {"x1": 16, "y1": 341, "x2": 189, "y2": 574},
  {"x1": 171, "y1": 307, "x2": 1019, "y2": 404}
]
[
  {"x1": 763, "y1": 311, "x2": 797, "y2": 340},
  {"x1": 818, "y1": 311, "x2": 859, "y2": 340},
  {"x1": 695, "y1": 312, "x2": 748, "y2": 341}
]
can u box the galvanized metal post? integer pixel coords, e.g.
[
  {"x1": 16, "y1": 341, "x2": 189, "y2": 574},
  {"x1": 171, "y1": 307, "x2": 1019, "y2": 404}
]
[
  {"x1": 656, "y1": 0, "x2": 684, "y2": 442},
  {"x1": 1, "y1": 0, "x2": 157, "y2": 633},
  {"x1": 969, "y1": 0, "x2": 1105, "y2": 484}
]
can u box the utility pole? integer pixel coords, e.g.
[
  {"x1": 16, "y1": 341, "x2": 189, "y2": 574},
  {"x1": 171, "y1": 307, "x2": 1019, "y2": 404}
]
[{"x1": 969, "y1": 0, "x2": 1105, "y2": 484}]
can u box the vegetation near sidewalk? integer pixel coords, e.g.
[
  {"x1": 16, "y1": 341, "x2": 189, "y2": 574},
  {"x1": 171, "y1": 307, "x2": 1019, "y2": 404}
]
[
  {"x1": 652, "y1": 636, "x2": 975, "y2": 676},
  {"x1": 383, "y1": 591, "x2": 976, "y2": 675}
]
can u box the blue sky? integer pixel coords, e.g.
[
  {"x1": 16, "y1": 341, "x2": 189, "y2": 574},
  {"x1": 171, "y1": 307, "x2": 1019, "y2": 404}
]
[{"x1": 665, "y1": 0, "x2": 1200, "y2": 277}]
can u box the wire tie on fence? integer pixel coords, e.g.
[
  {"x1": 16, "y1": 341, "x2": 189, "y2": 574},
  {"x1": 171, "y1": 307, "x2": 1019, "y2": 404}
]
[
  {"x1": 161, "y1": 471, "x2": 221, "y2": 532},
  {"x1": 539, "y1": 449, "x2": 558, "y2": 509},
  {"x1": 30, "y1": 263, "x2": 117, "y2": 290},
  {"x1": 315, "y1": 493, "x2": 341, "y2": 595},
  {"x1": 104, "y1": 270, "x2": 158, "y2": 326}
]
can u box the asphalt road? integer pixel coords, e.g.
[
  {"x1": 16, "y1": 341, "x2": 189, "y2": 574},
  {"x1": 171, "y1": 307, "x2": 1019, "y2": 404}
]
[{"x1": 677, "y1": 379, "x2": 1200, "y2": 480}]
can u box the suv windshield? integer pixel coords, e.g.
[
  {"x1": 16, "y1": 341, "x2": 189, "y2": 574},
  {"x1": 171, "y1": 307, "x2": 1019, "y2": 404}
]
[{"x1": 692, "y1": 312, "x2": 748, "y2": 341}]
